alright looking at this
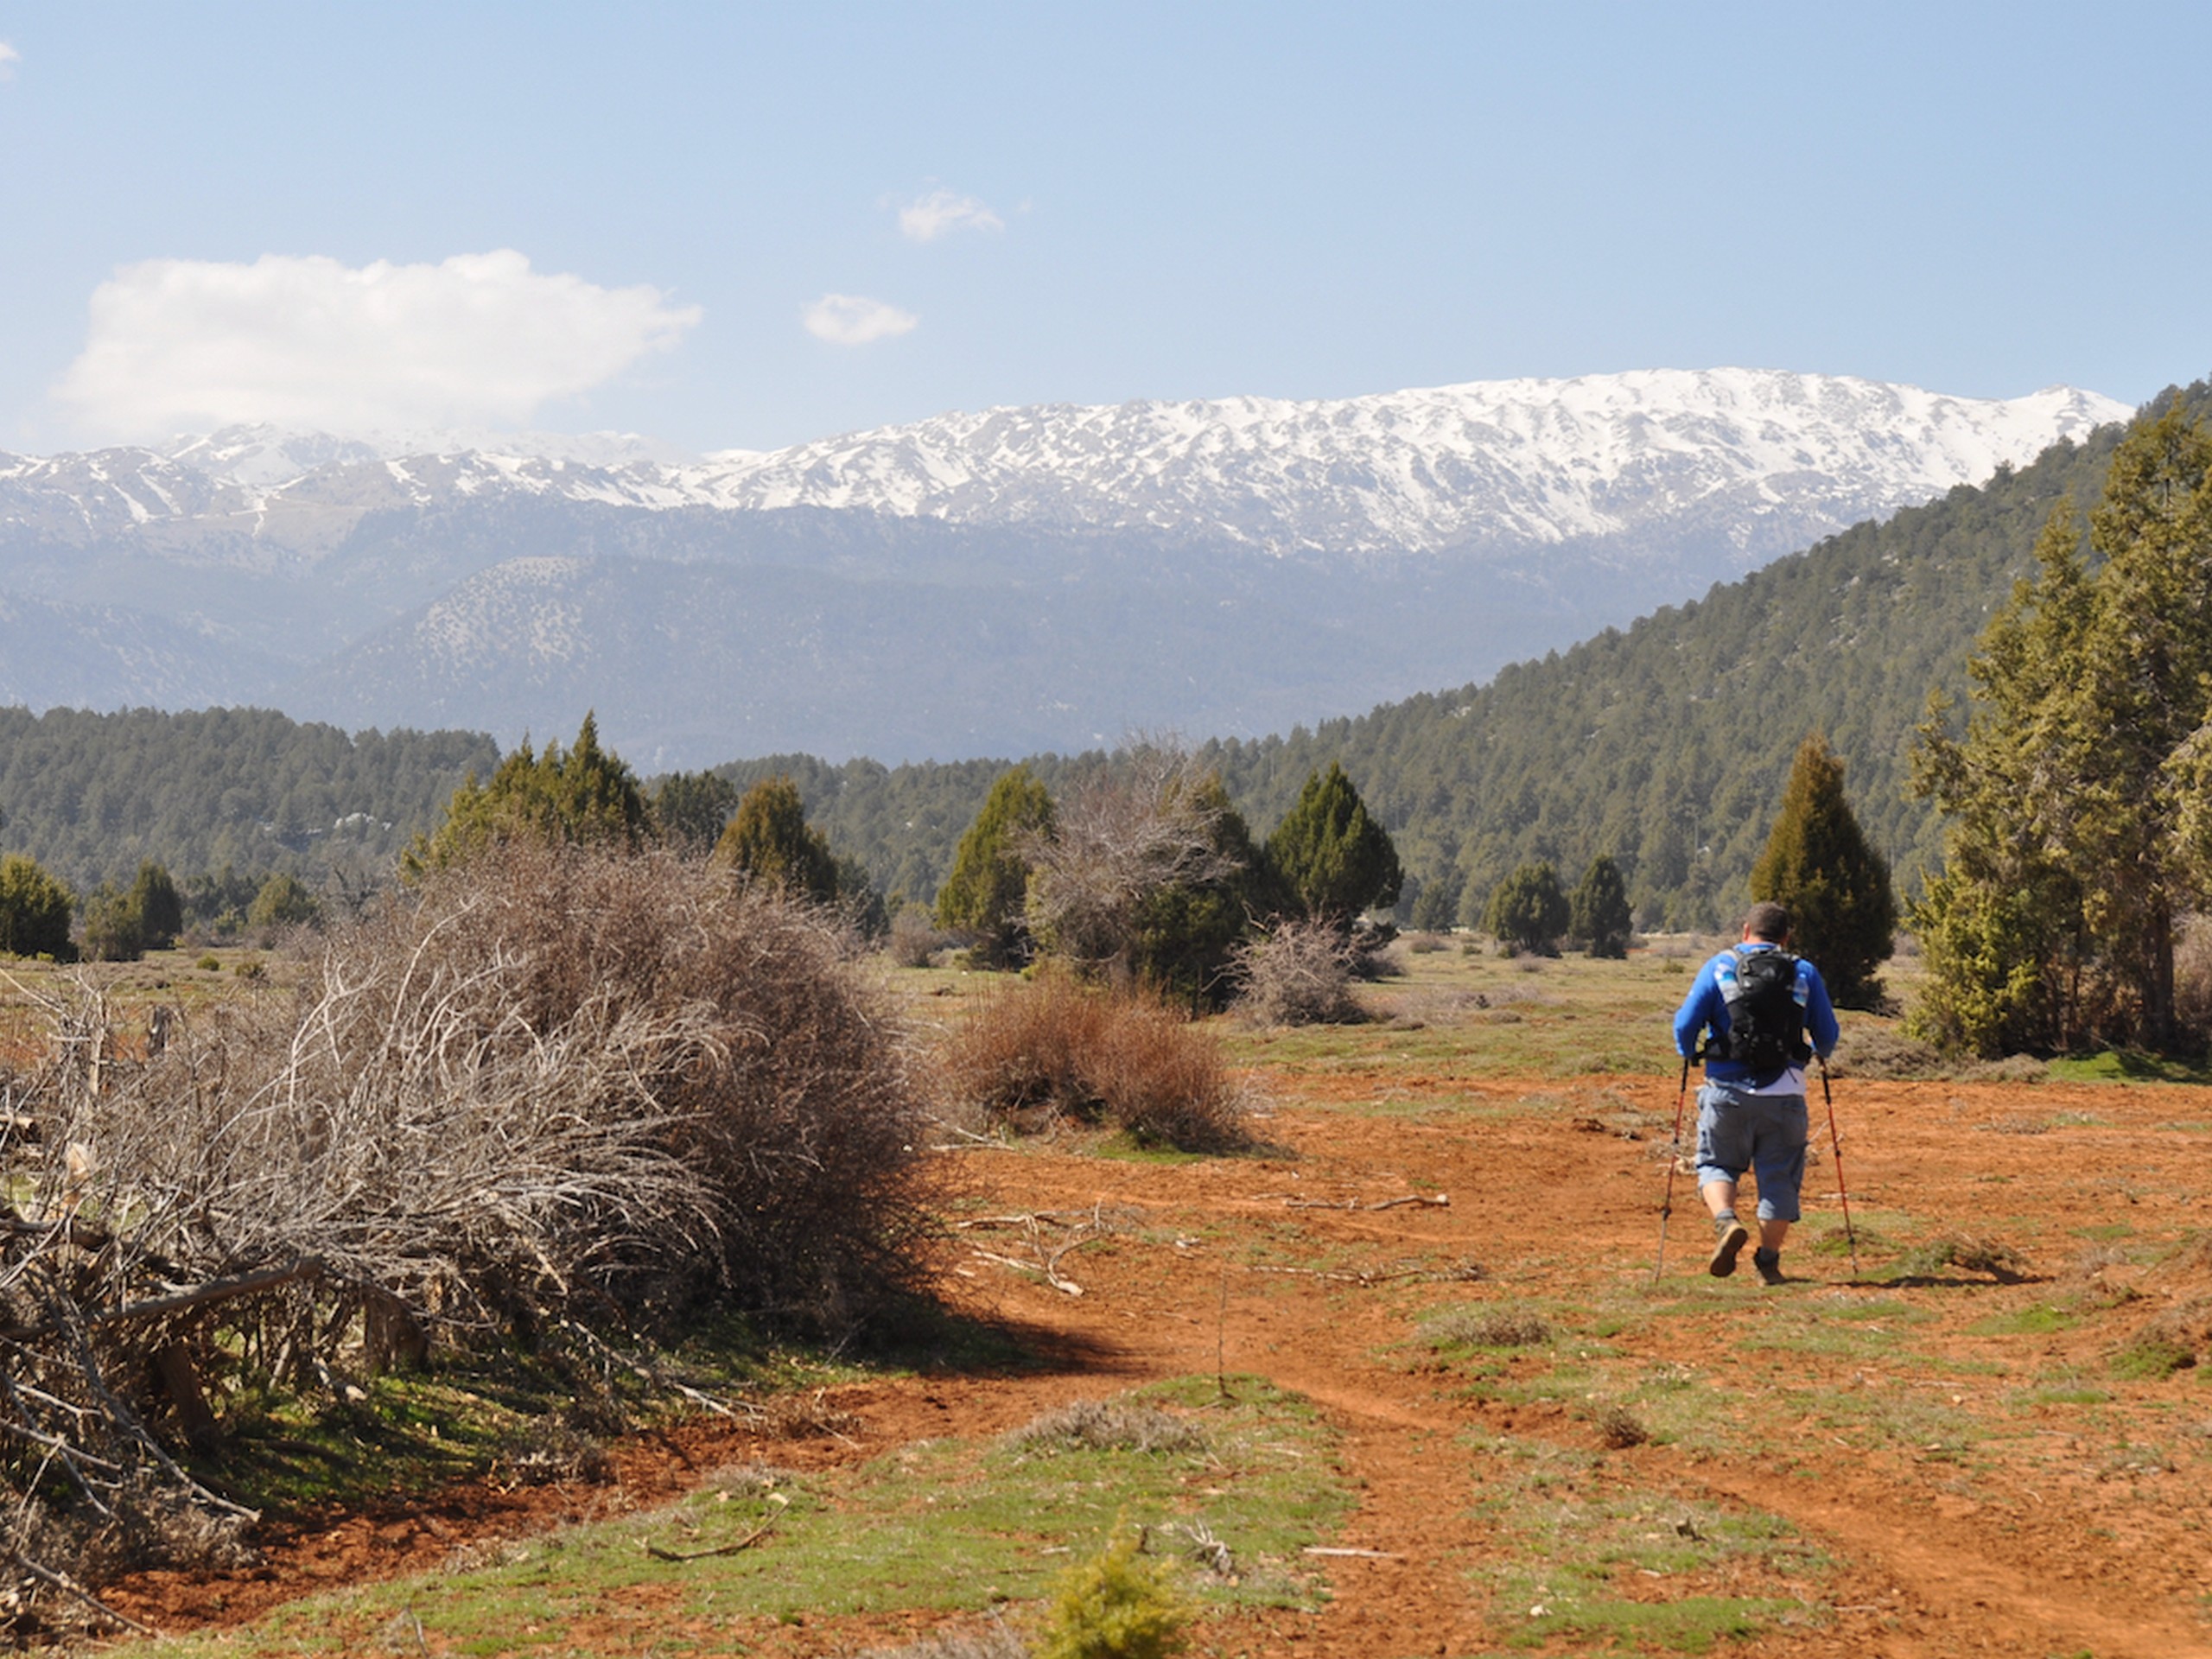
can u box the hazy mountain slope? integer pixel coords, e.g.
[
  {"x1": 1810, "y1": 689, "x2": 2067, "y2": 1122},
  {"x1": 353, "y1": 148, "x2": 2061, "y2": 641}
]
[
  {"x1": 0, "y1": 371, "x2": 2126, "y2": 761},
  {"x1": 733, "y1": 381, "x2": 2204, "y2": 929}
]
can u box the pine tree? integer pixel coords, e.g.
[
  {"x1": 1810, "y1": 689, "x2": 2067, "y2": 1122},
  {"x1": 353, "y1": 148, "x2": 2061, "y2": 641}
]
[
  {"x1": 1263, "y1": 762, "x2": 1402, "y2": 924},
  {"x1": 1569, "y1": 854, "x2": 1633, "y2": 958},
  {"x1": 1484, "y1": 862, "x2": 1569, "y2": 956},
  {"x1": 1751, "y1": 735, "x2": 1896, "y2": 1009},
  {"x1": 712, "y1": 776, "x2": 840, "y2": 905},
  {"x1": 937, "y1": 764, "x2": 1056, "y2": 967}
]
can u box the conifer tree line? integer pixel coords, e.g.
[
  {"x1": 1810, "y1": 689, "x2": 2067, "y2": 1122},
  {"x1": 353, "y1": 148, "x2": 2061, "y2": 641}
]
[
  {"x1": 1911, "y1": 400, "x2": 2212, "y2": 1055},
  {"x1": 8, "y1": 379, "x2": 2212, "y2": 1054}
]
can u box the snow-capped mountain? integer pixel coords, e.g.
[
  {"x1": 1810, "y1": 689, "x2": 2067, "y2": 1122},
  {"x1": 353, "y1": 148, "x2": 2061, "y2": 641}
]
[
  {"x1": 0, "y1": 369, "x2": 2135, "y2": 764},
  {"x1": 681, "y1": 370, "x2": 2127, "y2": 559}
]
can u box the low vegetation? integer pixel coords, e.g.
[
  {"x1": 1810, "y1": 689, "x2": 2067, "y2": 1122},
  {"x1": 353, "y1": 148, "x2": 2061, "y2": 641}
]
[
  {"x1": 936, "y1": 973, "x2": 1251, "y2": 1153},
  {"x1": 0, "y1": 842, "x2": 934, "y2": 1635}
]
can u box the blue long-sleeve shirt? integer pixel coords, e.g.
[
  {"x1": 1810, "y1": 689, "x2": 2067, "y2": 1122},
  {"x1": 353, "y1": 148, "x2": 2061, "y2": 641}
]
[{"x1": 1673, "y1": 941, "x2": 1840, "y2": 1086}]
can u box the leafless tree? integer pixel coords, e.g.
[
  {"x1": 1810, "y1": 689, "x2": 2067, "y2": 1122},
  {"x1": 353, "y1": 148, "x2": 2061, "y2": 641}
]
[{"x1": 1021, "y1": 740, "x2": 1244, "y2": 987}]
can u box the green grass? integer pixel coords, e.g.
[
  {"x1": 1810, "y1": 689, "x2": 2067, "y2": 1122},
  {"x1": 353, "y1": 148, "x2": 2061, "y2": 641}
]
[
  {"x1": 2044, "y1": 1049, "x2": 2212, "y2": 1084},
  {"x1": 139, "y1": 1376, "x2": 1351, "y2": 1658},
  {"x1": 1463, "y1": 1432, "x2": 1834, "y2": 1651}
]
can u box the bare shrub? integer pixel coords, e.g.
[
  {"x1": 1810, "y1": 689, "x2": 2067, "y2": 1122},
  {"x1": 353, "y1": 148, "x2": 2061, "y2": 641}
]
[
  {"x1": 1004, "y1": 1397, "x2": 1211, "y2": 1456},
  {"x1": 858, "y1": 1619, "x2": 1032, "y2": 1659},
  {"x1": 491, "y1": 1421, "x2": 614, "y2": 1488},
  {"x1": 1590, "y1": 1404, "x2": 1649, "y2": 1449},
  {"x1": 888, "y1": 905, "x2": 946, "y2": 969},
  {"x1": 1427, "y1": 1306, "x2": 1554, "y2": 1349},
  {"x1": 1021, "y1": 741, "x2": 1243, "y2": 985},
  {"x1": 1232, "y1": 919, "x2": 1362, "y2": 1026},
  {"x1": 938, "y1": 975, "x2": 1249, "y2": 1152},
  {"x1": 1, "y1": 845, "x2": 937, "y2": 1620}
]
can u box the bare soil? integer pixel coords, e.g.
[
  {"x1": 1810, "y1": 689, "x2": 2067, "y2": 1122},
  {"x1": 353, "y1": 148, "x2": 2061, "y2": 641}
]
[{"x1": 104, "y1": 1071, "x2": 2212, "y2": 1657}]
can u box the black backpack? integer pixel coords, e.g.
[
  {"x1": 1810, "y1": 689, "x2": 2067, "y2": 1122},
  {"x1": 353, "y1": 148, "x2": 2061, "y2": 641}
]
[{"x1": 1713, "y1": 946, "x2": 1811, "y2": 1073}]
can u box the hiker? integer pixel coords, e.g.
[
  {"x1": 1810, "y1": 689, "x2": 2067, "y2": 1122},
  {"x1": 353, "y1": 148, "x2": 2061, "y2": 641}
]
[{"x1": 1672, "y1": 901, "x2": 1839, "y2": 1286}]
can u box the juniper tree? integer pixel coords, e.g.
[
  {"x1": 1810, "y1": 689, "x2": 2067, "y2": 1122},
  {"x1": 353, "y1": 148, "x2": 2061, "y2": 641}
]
[
  {"x1": 1264, "y1": 761, "x2": 1402, "y2": 925},
  {"x1": 407, "y1": 713, "x2": 652, "y2": 874},
  {"x1": 0, "y1": 855, "x2": 75, "y2": 959},
  {"x1": 1484, "y1": 861, "x2": 1569, "y2": 956},
  {"x1": 937, "y1": 764, "x2": 1056, "y2": 966},
  {"x1": 1569, "y1": 854, "x2": 1633, "y2": 959},
  {"x1": 1023, "y1": 744, "x2": 1248, "y2": 990},
  {"x1": 1913, "y1": 403, "x2": 2212, "y2": 1052},
  {"x1": 1750, "y1": 735, "x2": 1896, "y2": 1009},
  {"x1": 129, "y1": 861, "x2": 183, "y2": 950},
  {"x1": 713, "y1": 776, "x2": 840, "y2": 905}
]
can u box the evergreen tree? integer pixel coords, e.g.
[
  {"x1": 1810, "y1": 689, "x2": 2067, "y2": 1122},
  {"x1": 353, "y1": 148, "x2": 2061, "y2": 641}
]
[
  {"x1": 1913, "y1": 404, "x2": 2212, "y2": 1052},
  {"x1": 407, "y1": 713, "x2": 652, "y2": 874},
  {"x1": 712, "y1": 776, "x2": 840, "y2": 904},
  {"x1": 937, "y1": 764, "x2": 1056, "y2": 967},
  {"x1": 1750, "y1": 735, "x2": 1897, "y2": 1009},
  {"x1": 128, "y1": 861, "x2": 184, "y2": 950},
  {"x1": 1264, "y1": 762, "x2": 1402, "y2": 924},
  {"x1": 1484, "y1": 862, "x2": 1569, "y2": 956},
  {"x1": 652, "y1": 769, "x2": 741, "y2": 855},
  {"x1": 248, "y1": 872, "x2": 322, "y2": 931},
  {"x1": 80, "y1": 884, "x2": 143, "y2": 963},
  {"x1": 1569, "y1": 854, "x2": 1633, "y2": 959},
  {"x1": 0, "y1": 855, "x2": 75, "y2": 959}
]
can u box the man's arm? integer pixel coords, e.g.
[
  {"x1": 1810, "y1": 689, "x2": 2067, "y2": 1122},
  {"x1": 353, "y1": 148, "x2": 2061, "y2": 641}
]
[
  {"x1": 1803, "y1": 964, "x2": 1840, "y2": 1058},
  {"x1": 1674, "y1": 961, "x2": 1721, "y2": 1058}
]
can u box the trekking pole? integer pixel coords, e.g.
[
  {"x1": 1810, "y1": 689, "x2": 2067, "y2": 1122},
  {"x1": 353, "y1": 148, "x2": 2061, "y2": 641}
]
[
  {"x1": 1818, "y1": 1056, "x2": 1859, "y2": 1277},
  {"x1": 1653, "y1": 1051, "x2": 1691, "y2": 1282}
]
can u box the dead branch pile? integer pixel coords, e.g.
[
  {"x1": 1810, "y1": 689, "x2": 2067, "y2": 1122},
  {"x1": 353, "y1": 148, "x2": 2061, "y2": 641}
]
[{"x1": 0, "y1": 844, "x2": 936, "y2": 1639}]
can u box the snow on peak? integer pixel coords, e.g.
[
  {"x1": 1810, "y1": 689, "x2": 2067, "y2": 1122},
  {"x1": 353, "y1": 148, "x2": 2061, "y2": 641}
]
[{"x1": 672, "y1": 369, "x2": 2131, "y2": 556}]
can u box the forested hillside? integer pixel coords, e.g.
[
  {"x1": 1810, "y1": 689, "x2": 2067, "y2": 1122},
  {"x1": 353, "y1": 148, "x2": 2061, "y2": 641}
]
[
  {"x1": 721, "y1": 383, "x2": 2206, "y2": 930},
  {"x1": 2, "y1": 381, "x2": 2198, "y2": 930},
  {"x1": 0, "y1": 708, "x2": 499, "y2": 893}
]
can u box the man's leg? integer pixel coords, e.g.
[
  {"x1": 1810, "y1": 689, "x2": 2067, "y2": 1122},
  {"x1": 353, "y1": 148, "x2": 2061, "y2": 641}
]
[{"x1": 1700, "y1": 1179, "x2": 1751, "y2": 1276}]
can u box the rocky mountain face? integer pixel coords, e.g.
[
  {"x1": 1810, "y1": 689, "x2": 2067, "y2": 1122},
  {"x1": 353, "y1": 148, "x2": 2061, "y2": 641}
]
[{"x1": 0, "y1": 370, "x2": 2128, "y2": 766}]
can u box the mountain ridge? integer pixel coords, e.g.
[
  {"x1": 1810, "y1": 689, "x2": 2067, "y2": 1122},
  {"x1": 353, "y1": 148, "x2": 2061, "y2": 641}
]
[{"x1": 0, "y1": 368, "x2": 2132, "y2": 765}]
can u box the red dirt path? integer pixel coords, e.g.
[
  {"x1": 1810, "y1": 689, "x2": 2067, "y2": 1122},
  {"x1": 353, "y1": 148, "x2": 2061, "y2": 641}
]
[{"x1": 105, "y1": 1071, "x2": 2212, "y2": 1657}]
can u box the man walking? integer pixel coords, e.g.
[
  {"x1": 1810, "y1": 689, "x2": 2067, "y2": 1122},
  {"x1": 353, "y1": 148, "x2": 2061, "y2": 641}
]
[{"x1": 1672, "y1": 901, "x2": 1840, "y2": 1285}]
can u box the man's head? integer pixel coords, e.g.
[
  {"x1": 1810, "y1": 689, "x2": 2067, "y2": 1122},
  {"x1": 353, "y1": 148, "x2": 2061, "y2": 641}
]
[{"x1": 1742, "y1": 900, "x2": 1791, "y2": 944}]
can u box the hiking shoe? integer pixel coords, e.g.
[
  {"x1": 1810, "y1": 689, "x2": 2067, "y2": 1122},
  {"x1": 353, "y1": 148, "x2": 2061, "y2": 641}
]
[
  {"x1": 1707, "y1": 1219, "x2": 1751, "y2": 1278},
  {"x1": 1753, "y1": 1249, "x2": 1785, "y2": 1287}
]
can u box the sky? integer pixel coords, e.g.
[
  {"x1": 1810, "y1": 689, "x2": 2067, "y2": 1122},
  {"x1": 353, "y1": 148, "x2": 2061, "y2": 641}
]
[{"x1": 1, "y1": 2, "x2": 2207, "y2": 456}]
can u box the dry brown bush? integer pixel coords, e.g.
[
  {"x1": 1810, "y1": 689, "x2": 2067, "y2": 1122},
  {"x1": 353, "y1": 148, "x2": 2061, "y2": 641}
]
[
  {"x1": 1231, "y1": 919, "x2": 1363, "y2": 1027},
  {"x1": 938, "y1": 974, "x2": 1249, "y2": 1152},
  {"x1": 1004, "y1": 1397, "x2": 1211, "y2": 1456},
  {"x1": 887, "y1": 906, "x2": 947, "y2": 969},
  {"x1": 0, "y1": 844, "x2": 937, "y2": 1628}
]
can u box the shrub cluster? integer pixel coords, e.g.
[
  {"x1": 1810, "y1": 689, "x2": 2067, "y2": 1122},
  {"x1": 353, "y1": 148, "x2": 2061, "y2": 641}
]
[
  {"x1": 1230, "y1": 918, "x2": 1363, "y2": 1027},
  {"x1": 938, "y1": 974, "x2": 1250, "y2": 1152},
  {"x1": 2, "y1": 844, "x2": 936, "y2": 1626}
]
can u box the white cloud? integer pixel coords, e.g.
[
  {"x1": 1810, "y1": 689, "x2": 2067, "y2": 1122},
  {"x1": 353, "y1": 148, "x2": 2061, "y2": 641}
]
[
  {"x1": 803, "y1": 293, "x2": 918, "y2": 347},
  {"x1": 53, "y1": 250, "x2": 701, "y2": 441},
  {"x1": 898, "y1": 188, "x2": 1004, "y2": 243},
  {"x1": 0, "y1": 42, "x2": 20, "y2": 78}
]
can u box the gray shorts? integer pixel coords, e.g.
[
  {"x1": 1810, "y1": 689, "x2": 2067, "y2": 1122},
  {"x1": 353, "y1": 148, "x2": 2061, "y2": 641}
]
[{"x1": 1694, "y1": 1080, "x2": 1808, "y2": 1223}]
